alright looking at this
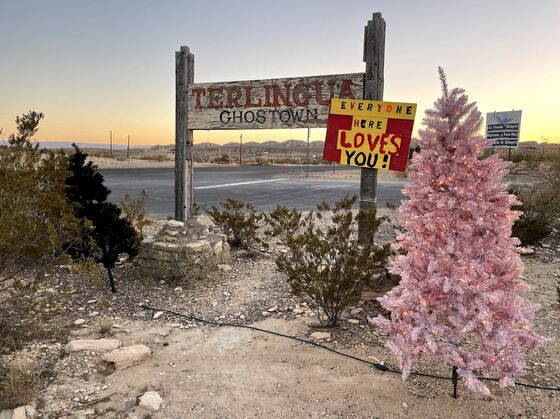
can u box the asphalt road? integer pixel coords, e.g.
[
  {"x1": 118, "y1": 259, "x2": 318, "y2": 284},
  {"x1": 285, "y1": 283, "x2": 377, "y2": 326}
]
[{"x1": 99, "y1": 165, "x2": 406, "y2": 217}]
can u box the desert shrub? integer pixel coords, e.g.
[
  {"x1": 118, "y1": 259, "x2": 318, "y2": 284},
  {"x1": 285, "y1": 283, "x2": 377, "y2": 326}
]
[
  {"x1": 213, "y1": 154, "x2": 231, "y2": 164},
  {"x1": 0, "y1": 112, "x2": 89, "y2": 351},
  {"x1": 121, "y1": 190, "x2": 154, "y2": 236},
  {"x1": 266, "y1": 196, "x2": 391, "y2": 326},
  {"x1": 511, "y1": 182, "x2": 560, "y2": 245},
  {"x1": 206, "y1": 198, "x2": 263, "y2": 249}
]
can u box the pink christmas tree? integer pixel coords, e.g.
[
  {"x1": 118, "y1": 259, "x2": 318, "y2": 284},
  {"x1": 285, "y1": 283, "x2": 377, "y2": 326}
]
[{"x1": 371, "y1": 68, "x2": 548, "y2": 394}]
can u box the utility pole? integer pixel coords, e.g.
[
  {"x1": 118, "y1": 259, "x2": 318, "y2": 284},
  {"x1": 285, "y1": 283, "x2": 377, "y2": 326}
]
[
  {"x1": 127, "y1": 135, "x2": 130, "y2": 159},
  {"x1": 359, "y1": 12, "x2": 385, "y2": 242},
  {"x1": 108, "y1": 130, "x2": 113, "y2": 157},
  {"x1": 306, "y1": 127, "x2": 310, "y2": 177},
  {"x1": 239, "y1": 132, "x2": 243, "y2": 165}
]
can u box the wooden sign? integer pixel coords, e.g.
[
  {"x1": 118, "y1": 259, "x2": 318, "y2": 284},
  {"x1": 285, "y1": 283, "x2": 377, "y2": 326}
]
[
  {"x1": 323, "y1": 98, "x2": 417, "y2": 172},
  {"x1": 187, "y1": 73, "x2": 364, "y2": 130}
]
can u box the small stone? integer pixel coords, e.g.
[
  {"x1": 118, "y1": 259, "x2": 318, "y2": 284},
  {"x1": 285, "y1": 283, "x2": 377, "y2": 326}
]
[
  {"x1": 402, "y1": 402, "x2": 408, "y2": 409},
  {"x1": 347, "y1": 319, "x2": 360, "y2": 324},
  {"x1": 139, "y1": 391, "x2": 163, "y2": 411},
  {"x1": 153, "y1": 311, "x2": 163, "y2": 319},
  {"x1": 310, "y1": 332, "x2": 331, "y2": 340},
  {"x1": 102, "y1": 344, "x2": 151, "y2": 369},
  {"x1": 292, "y1": 308, "x2": 304, "y2": 314},
  {"x1": 87, "y1": 299, "x2": 97, "y2": 304},
  {"x1": 541, "y1": 243, "x2": 551, "y2": 248},
  {"x1": 174, "y1": 287, "x2": 182, "y2": 292},
  {"x1": 267, "y1": 307, "x2": 277, "y2": 313},
  {"x1": 89, "y1": 311, "x2": 99, "y2": 317},
  {"x1": 166, "y1": 220, "x2": 184, "y2": 229},
  {"x1": 262, "y1": 311, "x2": 272, "y2": 317},
  {"x1": 65, "y1": 339, "x2": 121, "y2": 353},
  {"x1": 170, "y1": 323, "x2": 182, "y2": 328},
  {"x1": 74, "y1": 319, "x2": 86, "y2": 325},
  {"x1": 350, "y1": 308, "x2": 363, "y2": 316},
  {"x1": 115, "y1": 397, "x2": 137, "y2": 413},
  {"x1": 218, "y1": 264, "x2": 232, "y2": 272},
  {"x1": 153, "y1": 338, "x2": 161, "y2": 344}
]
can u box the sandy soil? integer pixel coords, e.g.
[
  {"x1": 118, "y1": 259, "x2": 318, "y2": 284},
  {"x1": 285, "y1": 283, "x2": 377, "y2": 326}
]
[{"x1": 3, "y1": 213, "x2": 559, "y2": 418}]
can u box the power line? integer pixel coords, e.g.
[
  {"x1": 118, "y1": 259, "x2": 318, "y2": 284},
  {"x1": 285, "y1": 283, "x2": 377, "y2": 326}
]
[{"x1": 129, "y1": 298, "x2": 560, "y2": 395}]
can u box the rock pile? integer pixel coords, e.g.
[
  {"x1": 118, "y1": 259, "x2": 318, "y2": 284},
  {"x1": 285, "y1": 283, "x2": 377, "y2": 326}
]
[{"x1": 138, "y1": 219, "x2": 229, "y2": 280}]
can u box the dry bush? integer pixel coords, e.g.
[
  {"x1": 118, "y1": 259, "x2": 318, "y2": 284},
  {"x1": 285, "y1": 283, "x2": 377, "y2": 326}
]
[
  {"x1": 121, "y1": 190, "x2": 154, "y2": 237},
  {"x1": 0, "y1": 363, "x2": 33, "y2": 409},
  {"x1": 206, "y1": 199, "x2": 264, "y2": 249},
  {"x1": 266, "y1": 196, "x2": 391, "y2": 326},
  {"x1": 511, "y1": 181, "x2": 560, "y2": 245}
]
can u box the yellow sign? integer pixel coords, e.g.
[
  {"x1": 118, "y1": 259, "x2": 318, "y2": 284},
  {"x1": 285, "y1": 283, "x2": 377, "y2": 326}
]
[{"x1": 323, "y1": 99, "x2": 417, "y2": 172}]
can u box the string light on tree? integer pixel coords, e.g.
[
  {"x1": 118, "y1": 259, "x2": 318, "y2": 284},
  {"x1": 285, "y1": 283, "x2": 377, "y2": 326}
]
[{"x1": 370, "y1": 68, "x2": 549, "y2": 395}]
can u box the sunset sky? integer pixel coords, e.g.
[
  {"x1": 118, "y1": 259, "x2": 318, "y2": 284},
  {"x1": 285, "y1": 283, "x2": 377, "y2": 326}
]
[{"x1": 0, "y1": 0, "x2": 558, "y2": 146}]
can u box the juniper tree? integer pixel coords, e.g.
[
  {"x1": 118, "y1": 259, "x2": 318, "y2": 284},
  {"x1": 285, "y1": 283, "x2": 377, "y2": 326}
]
[{"x1": 65, "y1": 145, "x2": 138, "y2": 292}]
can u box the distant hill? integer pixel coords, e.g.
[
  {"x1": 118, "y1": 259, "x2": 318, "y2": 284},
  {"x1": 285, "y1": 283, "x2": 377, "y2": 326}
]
[
  {"x1": 33, "y1": 141, "x2": 148, "y2": 150},
  {"x1": 193, "y1": 139, "x2": 326, "y2": 153}
]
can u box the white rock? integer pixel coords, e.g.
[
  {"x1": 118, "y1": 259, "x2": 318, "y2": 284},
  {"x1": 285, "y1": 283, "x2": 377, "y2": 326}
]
[
  {"x1": 65, "y1": 339, "x2": 121, "y2": 353},
  {"x1": 350, "y1": 308, "x2": 363, "y2": 316},
  {"x1": 267, "y1": 307, "x2": 277, "y2": 313},
  {"x1": 292, "y1": 308, "x2": 304, "y2": 314},
  {"x1": 102, "y1": 344, "x2": 151, "y2": 369},
  {"x1": 74, "y1": 319, "x2": 86, "y2": 325},
  {"x1": 218, "y1": 264, "x2": 232, "y2": 272},
  {"x1": 310, "y1": 332, "x2": 331, "y2": 340},
  {"x1": 166, "y1": 220, "x2": 184, "y2": 229},
  {"x1": 347, "y1": 319, "x2": 360, "y2": 324},
  {"x1": 153, "y1": 311, "x2": 163, "y2": 319},
  {"x1": 262, "y1": 311, "x2": 272, "y2": 317},
  {"x1": 139, "y1": 391, "x2": 163, "y2": 411},
  {"x1": 12, "y1": 406, "x2": 32, "y2": 419}
]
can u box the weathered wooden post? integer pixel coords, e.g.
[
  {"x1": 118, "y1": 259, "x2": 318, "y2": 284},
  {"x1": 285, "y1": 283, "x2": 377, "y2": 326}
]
[
  {"x1": 359, "y1": 12, "x2": 386, "y2": 241},
  {"x1": 175, "y1": 45, "x2": 194, "y2": 221}
]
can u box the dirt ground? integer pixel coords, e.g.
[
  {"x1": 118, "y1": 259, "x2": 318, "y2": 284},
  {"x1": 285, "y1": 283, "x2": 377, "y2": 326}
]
[{"x1": 2, "y1": 211, "x2": 559, "y2": 418}]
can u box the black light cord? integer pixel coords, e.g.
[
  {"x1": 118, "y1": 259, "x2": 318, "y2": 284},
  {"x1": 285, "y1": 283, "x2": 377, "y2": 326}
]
[{"x1": 133, "y1": 299, "x2": 560, "y2": 392}]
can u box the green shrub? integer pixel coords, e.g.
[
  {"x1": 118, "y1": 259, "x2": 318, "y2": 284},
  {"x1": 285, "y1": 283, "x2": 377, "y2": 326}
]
[
  {"x1": 511, "y1": 184, "x2": 560, "y2": 245},
  {"x1": 206, "y1": 199, "x2": 263, "y2": 249},
  {"x1": 266, "y1": 196, "x2": 391, "y2": 326}
]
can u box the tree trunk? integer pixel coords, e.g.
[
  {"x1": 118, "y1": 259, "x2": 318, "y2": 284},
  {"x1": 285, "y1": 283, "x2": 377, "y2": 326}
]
[{"x1": 107, "y1": 266, "x2": 116, "y2": 293}]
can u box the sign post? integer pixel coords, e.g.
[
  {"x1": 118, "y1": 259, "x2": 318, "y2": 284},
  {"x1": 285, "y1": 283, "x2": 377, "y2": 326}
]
[
  {"x1": 175, "y1": 46, "x2": 194, "y2": 221},
  {"x1": 360, "y1": 13, "x2": 386, "y2": 241},
  {"x1": 175, "y1": 12, "x2": 390, "y2": 223}
]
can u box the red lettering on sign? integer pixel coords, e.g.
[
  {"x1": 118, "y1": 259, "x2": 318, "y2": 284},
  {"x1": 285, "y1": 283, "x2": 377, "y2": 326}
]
[
  {"x1": 264, "y1": 85, "x2": 272, "y2": 107},
  {"x1": 208, "y1": 88, "x2": 224, "y2": 109},
  {"x1": 367, "y1": 134, "x2": 381, "y2": 152},
  {"x1": 293, "y1": 83, "x2": 310, "y2": 106},
  {"x1": 226, "y1": 87, "x2": 243, "y2": 108},
  {"x1": 272, "y1": 84, "x2": 292, "y2": 107},
  {"x1": 192, "y1": 88, "x2": 205, "y2": 109},
  {"x1": 354, "y1": 132, "x2": 365, "y2": 148},
  {"x1": 314, "y1": 81, "x2": 330, "y2": 105},
  {"x1": 388, "y1": 135, "x2": 402, "y2": 156},
  {"x1": 244, "y1": 86, "x2": 262, "y2": 107},
  {"x1": 340, "y1": 131, "x2": 351, "y2": 148},
  {"x1": 339, "y1": 79, "x2": 355, "y2": 98}
]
